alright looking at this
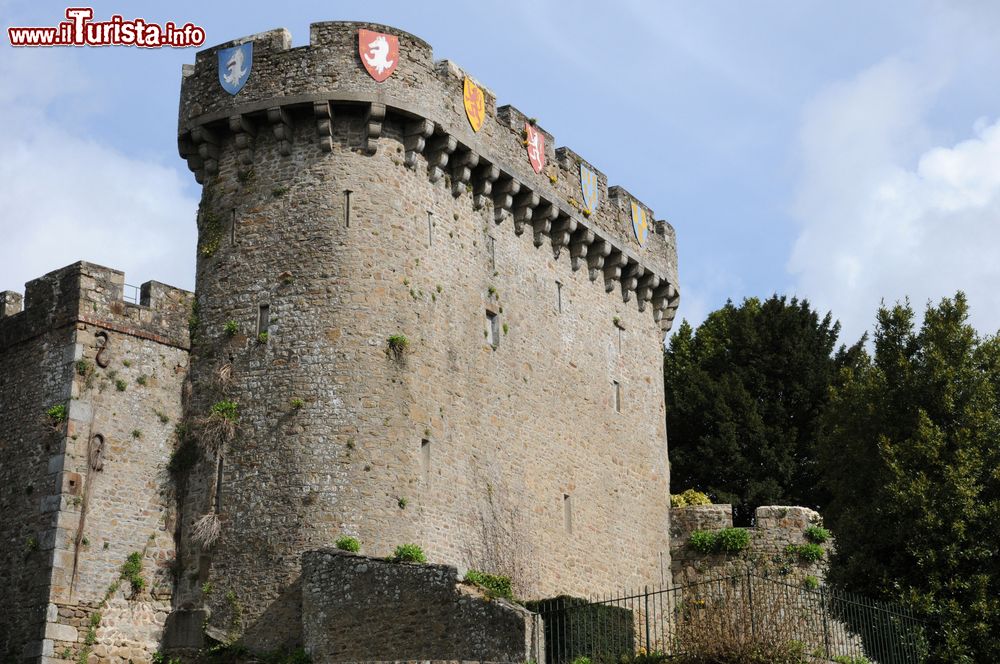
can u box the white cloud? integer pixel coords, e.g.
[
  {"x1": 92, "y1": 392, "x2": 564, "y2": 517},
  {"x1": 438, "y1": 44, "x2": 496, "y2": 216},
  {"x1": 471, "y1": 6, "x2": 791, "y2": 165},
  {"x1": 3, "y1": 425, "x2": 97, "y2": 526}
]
[
  {"x1": 0, "y1": 48, "x2": 197, "y2": 297},
  {"x1": 788, "y1": 57, "x2": 1000, "y2": 342}
]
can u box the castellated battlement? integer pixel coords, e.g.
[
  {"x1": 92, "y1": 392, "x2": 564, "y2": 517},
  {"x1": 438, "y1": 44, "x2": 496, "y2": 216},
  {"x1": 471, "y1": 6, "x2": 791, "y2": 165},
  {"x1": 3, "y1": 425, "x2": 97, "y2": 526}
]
[
  {"x1": 669, "y1": 504, "x2": 832, "y2": 586},
  {"x1": 0, "y1": 261, "x2": 193, "y2": 351},
  {"x1": 177, "y1": 21, "x2": 679, "y2": 331}
]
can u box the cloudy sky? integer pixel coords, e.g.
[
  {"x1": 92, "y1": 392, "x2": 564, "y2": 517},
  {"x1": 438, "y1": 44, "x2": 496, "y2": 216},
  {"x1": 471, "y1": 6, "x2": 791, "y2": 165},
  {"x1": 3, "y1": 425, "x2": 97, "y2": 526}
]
[{"x1": 2, "y1": 1, "x2": 999, "y2": 344}]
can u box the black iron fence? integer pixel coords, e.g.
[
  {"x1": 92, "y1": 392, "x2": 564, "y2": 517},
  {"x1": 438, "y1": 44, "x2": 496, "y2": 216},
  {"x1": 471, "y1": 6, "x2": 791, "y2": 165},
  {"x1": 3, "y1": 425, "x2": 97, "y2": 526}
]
[{"x1": 530, "y1": 571, "x2": 927, "y2": 664}]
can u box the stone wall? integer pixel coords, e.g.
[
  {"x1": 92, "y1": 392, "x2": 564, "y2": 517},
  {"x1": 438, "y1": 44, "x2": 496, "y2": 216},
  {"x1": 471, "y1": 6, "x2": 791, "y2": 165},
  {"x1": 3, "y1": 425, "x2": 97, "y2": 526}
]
[
  {"x1": 0, "y1": 262, "x2": 192, "y2": 663},
  {"x1": 301, "y1": 549, "x2": 543, "y2": 663},
  {"x1": 670, "y1": 505, "x2": 832, "y2": 586},
  {"x1": 172, "y1": 20, "x2": 679, "y2": 649}
]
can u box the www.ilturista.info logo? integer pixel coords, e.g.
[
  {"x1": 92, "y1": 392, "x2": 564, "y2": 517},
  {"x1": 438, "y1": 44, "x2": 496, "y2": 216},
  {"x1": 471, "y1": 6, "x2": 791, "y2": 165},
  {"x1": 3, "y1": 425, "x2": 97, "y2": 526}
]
[{"x1": 8, "y1": 8, "x2": 206, "y2": 48}]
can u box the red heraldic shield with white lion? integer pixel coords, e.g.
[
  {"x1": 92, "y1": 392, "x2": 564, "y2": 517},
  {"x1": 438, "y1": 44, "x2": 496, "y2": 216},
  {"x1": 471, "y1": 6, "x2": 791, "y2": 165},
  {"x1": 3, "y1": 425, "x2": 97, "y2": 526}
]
[{"x1": 358, "y1": 29, "x2": 399, "y2": 82}]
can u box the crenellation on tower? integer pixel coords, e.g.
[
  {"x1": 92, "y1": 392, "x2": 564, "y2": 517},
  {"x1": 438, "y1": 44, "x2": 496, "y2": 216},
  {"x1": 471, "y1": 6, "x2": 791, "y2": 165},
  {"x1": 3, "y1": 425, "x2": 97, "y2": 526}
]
[{"x1": 177, "y1": 21, "x2": 679, "y2": 329}]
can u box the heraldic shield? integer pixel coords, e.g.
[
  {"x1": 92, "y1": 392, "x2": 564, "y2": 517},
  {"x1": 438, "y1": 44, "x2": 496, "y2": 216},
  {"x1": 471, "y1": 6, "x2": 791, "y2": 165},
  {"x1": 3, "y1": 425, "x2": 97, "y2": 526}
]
[
  {"x1": 525, "y1": 122, "x2": 545, "y2": 174},
  {"x1": 218, "y1": 42, "x2": 253, "y2": 95},
  {"x1": 464, "y1": 77, "x2": 485, "y2": 132},
  {"x1": 580, "y1": 164, "x2": 599, "y2": 214},
  {"x1": 630, "y1": 201, "x2": 649, "y2": 247},
  {"x1": 359, "y1": 29, "x2": 399, "y2": 82}
]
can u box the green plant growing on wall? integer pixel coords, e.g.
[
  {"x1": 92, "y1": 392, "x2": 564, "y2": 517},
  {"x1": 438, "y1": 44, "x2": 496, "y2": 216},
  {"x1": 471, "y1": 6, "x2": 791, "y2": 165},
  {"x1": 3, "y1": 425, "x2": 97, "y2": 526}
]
[
  {"x1": 45, "y1": 404, "x2": 68, "y2": 427},
  {"x1": 115, "y1": 378, "x2": 127, "y2": 392},
  {"x1": 464, "y1": 570, "x2": 514, "y2": 601},
  {"x1": 392, "y1": 543, "x2": 426, "y2": 563},
  {"x1": 76, "y1": 359, "x2": 94, "y2": 376},
  {"x1": 290, "y1": 397, "x2": 304, "y2": 410},
  {"x1": 272, "y1": 186, "x2": 289, "y2": 197},
  {"x1": 131, "y1": 429, "x2": 142, "y2": 439},
  {"x1": 803, "y1": 575, "x2": 820, "y2": 590},
  {"x1": 688, "y1": 528, "x2": 750, "y2": 554},
  {"x1": 212, "y1": 400, "x2": 239, "y2": 421},
  {"x1": 335, "y1": 536, "x2": 360, "y2": 552},
  {"x1": 136, "y1": 374, "x2": 148, "y2": 386},
  {"x1": 386, "y1": 334, "x2": 409, "y2": 360},
  {"x1": 121, "y1": 551, "x2": 145, "y2": 596},
  {"x1": 223, "y1": 320, "x2": 239, "y2": 337},
  {"x1": 257, "y1": 331, "x2": 270, "y2": 344},
  {"x1": 786, "y1": 543, "x2": 824, "y2": 563},
  {"x1": 155, "y1": 410, "x2": 170, "y2": 424},
  {"x1": 397, "y1": 496, "x2": 408, "y2": 509},
  {"x1": 225, "y1": 589, "x2": 244, "y2": 643},
  {"x1": 804, "y1": 525, "x2": 831, "y2": 544}
]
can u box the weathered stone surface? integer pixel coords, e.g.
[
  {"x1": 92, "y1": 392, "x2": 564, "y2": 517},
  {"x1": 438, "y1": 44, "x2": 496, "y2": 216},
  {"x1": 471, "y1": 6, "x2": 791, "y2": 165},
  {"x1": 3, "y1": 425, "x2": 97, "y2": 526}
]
[
  {"x1": 301, "y1": 549, "x2": 543, "y2": 662},
  {"x1": 0, "y1": 262, "x2": 190, "y2": 663},
  {"x1": 172, "y1": 20, "x2": 679, "y2": 650}
]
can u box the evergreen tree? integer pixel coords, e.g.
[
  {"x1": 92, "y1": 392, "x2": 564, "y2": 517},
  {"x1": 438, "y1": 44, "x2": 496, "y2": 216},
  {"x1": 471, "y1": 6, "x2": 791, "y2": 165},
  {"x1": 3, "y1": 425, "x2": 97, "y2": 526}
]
[
  {"x1": 820, "y1": 293, "x2": 1000, "y2": 663},
  {"x1": 664, "y1": 295, "x2": 844, "y2": 523}
]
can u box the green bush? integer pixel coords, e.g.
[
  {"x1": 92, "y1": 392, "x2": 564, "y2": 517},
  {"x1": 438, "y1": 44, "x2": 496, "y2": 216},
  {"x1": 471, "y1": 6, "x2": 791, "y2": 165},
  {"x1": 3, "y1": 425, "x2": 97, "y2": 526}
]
[
  {"x1": 688, "y1": 528, "x2": 750, "y2": 554},
  {"x1": 804, "y1": 525, "x2": 831, "y2": 544},
  {"x1": 211, "y1": 400, "x2": 239, "y2": 421},
  {"x1": 524, "y1": 595, "x2": 634, "y2": 664},
  {"x1": 832, "y1": 656, "x2": 871, "y2": 664},
  {"x1": 803, "y1": 575, "x2": 820, "y2": 590},
  {"x1": 688, "y1": 530, "x2": 717, "y2": 554},
  {"x1": 335, "y1": 536, "x2": 360, "y2": 552},
  {"x1": 120, "y1": 551, "x2": 145, "y2": 596},
  {"x1": 45, "y1": 404, "x2": 68, "y2": 423},
  {"x1": 464, "y1": 570, "x2": 514, "y2": 601},
  {"x1": 223, "y1": 320, "x2": 239, "y2": 337},
  {"x1": 786, "y1": 543, "x2": 825, "y2": 563},
  {"x1": 392, "y1": 543, "x2": 426, "y2": 563},
  {"x1": 715, "y1": 527, "x2": 751, "y2": 553}
]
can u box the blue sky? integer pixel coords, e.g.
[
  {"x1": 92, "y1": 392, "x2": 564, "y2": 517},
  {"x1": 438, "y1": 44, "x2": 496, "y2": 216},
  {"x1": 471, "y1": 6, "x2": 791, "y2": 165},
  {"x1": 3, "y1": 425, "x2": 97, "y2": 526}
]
[{"x1": 2, "y1": 1, "x2": 1000, "y2": 344}]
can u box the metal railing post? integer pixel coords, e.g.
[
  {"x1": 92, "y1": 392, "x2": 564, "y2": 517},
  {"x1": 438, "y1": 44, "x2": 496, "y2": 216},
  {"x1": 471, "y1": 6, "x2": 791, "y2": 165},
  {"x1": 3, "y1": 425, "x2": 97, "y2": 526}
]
[{"x1": 644, "y1": 585, "x2": 651, "y2": 652}]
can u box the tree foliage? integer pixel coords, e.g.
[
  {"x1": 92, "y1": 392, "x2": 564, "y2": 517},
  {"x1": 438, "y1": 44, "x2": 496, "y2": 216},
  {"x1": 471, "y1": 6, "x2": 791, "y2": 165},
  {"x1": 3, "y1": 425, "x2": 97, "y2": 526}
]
[
  {"x1": 664, "y1": 295, "x2": 847, "y2": 523},
  {"x1": 819, "y1": 293, "x2": 1000, "y2": 663}
]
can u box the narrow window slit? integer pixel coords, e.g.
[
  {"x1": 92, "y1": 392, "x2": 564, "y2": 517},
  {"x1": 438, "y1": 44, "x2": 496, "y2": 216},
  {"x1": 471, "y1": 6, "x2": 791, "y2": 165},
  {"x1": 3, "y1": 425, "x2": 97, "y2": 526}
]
[
  {"x1": 556, "y1": 281, "x2": 563, "y2": 313},
  {"x1": 344, "y1": 190, "x2": 353, "y2": 227},
  {"x1": 613, "y1": 380, "x2": 622, "y2": 413},
  {"x1": 563, "y1": 494, "x2": 572, "y2": 533},
  {"x1": 257, "y1": 304, "x2": 270, "y2": 335},
  {"x1": 421, "y1": 439, "x2": 430, "y2": 482}
]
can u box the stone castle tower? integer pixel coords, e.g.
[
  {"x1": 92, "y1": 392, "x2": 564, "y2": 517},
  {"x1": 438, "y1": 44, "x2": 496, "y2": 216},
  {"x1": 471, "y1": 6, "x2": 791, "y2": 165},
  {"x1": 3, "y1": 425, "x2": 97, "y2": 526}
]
[{"x1": 0, "y1": 20, "x2": 680, "y2": 661}]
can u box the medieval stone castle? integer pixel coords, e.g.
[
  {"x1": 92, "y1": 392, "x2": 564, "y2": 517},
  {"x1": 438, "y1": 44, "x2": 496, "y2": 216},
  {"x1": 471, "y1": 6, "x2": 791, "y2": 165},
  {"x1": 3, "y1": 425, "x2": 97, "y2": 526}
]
[{"x1": 0, "y1": 21, "x2": 829, "y2": 664}]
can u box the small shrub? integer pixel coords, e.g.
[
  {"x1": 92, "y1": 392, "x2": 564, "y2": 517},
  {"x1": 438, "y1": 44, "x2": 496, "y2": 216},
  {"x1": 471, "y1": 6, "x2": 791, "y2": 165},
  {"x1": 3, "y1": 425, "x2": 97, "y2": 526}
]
[
  {"x1": 715, "y1": 527, "x2": 751, "y2": 553},
  {"x1": 386, "y1": 334, "x2": 409, "y2": 359},
  {"x1": 136, "y1": 375, "x2": 148, "y2": 386},
  {"x1": 131, "y1": 429, "x2": 142, "y2": 439},
  {"x1": 464, "y1": 570, "x2": 514, "y2": 601},
  {"x1": 335, "y1": 536, "x2": 360, "y2": 552},
  {"x1": 257, "y1": 331, "x2": 270, "y2": 344},
  {"x1": 76, "y1": 359, "x2": 94, "y2": 376},
  {"x1": 272, "y1": 186, "x2": 289, "y2": 197},
  {"x1": 115, "y1": 378, "x2": 127, "y2": 392},
  {"x1": 155, "y1": 410, "x2": 170, "y2": 424},
  {"x1": 671, "y1": 488, "x2": 711, "y2": 507},
  {"x1": 201, "y1": 582, "x2": 214, "y2": 595},
  {"x1": 786, "y1": 543, "x2": 825, "y2": 563},
  {"x1": 833, "y1": 657, "x2": 872, "y2": 664},
  {"x1": 120, "y1": 551, "x2": 145, "y2": 596},
  {"x1": 45, "y1": 404, "x2": 68, "y2": 424},
  {"x1": 397, "y1": 496, "x2": 408, "y2": 509},
  {"x1": 803, "y1": 575, "x2": 820, "y2": 590},
  {"x1": 223, "y1": 320, "x2": 239, "y2": 337},
  {"x1": 688, "y1": 528, "x2": 750, "y2": 554},
  {"x1": 290, "y1": 397, "x2": 305, "y2": 410},
  {"x1": 211, "y1": 400, "x2": 239, "y2": 421},
  {"x1": 804, "y1": 525, "x2": 831, "y2": 544},
  {"x1": 688, "y1": 530, "x2": 717, "y2": 554},
  {"x1": 392, "y1": 543, "x2": 426, "y2": 563},
  {"x1": 122, "y1": 360, "x2": 131, "y2": 368},
  {"x1": 570, "y1": 657, "x2": 591, "y2": 664}
]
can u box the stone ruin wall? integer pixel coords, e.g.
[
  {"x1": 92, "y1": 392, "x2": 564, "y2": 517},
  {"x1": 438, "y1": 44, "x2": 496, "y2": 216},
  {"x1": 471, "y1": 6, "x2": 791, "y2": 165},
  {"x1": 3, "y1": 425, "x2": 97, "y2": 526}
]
[
  {"x1": 172, "y1": 20, "x2": 681, "y2": 649},
  {"x1": 0, "y1": 262, "x2": 192, "y2": 664},
  {"x1": 669, "y1": 504, "x2": 833, "y2": 586},
  {"x1": 301, "y1": 549, "x2": 543, "y2": 663}
]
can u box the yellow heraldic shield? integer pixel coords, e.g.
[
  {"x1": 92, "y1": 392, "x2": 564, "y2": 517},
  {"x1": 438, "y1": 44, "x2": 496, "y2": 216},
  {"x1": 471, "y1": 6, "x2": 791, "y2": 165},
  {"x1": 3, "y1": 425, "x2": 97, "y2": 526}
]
[
  {"x1": 464, "y1": 77, "x2": 486, "y2": 132},
  {"x1": 630, "y1": 201, "x2": 649, "y2": 247}
]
